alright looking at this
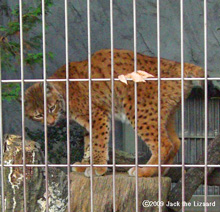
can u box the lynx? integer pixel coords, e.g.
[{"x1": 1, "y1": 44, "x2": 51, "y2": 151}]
[{"x1": 24, "y1": 49, "x2": 204, "y2": 177}]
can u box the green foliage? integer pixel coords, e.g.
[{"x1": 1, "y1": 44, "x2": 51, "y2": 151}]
[
  {"x1": 2, "y1": 83, "x2": 21, "y2": 101},
  {"x1": 0, "y1": 0, "x2": 54, "y2": 101}
]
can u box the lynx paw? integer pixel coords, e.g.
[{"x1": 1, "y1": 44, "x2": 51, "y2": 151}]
[
  {"x1": 128, "y1": 167, "x2": 136, "y2": 176},
  {"x1": 72, "y1": 162, "x2": 88, "y2": 173},
  {"x1": 84, "y1": 167, "x2": 108, "y2": 177},
  {"x1": 128, "y1": 167, "x2": 158, "y2": 177}
]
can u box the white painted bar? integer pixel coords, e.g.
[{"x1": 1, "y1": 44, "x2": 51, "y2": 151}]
[{"x1": 157, "y1": 0, "x2": 162, "y2": 211}]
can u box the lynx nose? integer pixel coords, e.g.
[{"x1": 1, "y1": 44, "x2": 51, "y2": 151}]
[{"x1": 47, "y1": 115, "x2": 55, "y2": 126}]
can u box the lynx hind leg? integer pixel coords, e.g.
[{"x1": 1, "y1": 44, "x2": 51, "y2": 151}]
[
  {"x1": 124, "y1": 101, "x2": 173, "y2": 177},
  {"x1": 72, "y1": 134, "x2": 90, "y2": 173},
  {"x1": 128, "y1": 128, "x2": 173, "y2": 177},
  {"x1": 162, "y1": 110, "x2": 181, "y2": 175}
]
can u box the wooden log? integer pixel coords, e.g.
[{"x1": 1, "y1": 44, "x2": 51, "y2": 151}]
[
  {"x1": 2, "y1": 134, "x2": 68, "y2": 212},
  {"x1": 166, "y1": 167, "x2": 220, "y2": 186},
  {"x1": 167, "y1": 134, "x2": 220, "y2": 212},
  {"x1": 70, "y1": 172, "x2": 171, "y2": 212}
]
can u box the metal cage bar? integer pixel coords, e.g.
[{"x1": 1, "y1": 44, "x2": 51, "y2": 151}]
[
  {"x1": 133, "y1": 0, "x2": 139, "y2": 211},
  {"x1": 19, "y1": 0, "x2": 27, "y2": 211},
  {"x1": 157, "y1": 0, "x2": 162, "y2": 211},
  {"x1": 204, "y1": 0, "x2": 208, "y2": 211},
  {"x1": 0, "y1": 42, "x2": 4, "y2": 212},
  {"x1": 110, "y1": 0, "x2": 116, "y2": 211},
  {"x1": 87, "y1": 0, "x2": 94, "y2": 211},
  {"x1": 3, "y1": 164, "x2": 220, "y2": 168},
  {"x1": 64, "y1": 0, "x2": 71, "y2": 211},
  {"x1": 180, "y1": 0, "x2": 185, "y2": 211},
  {"x1": 41, "y1": 0, "x2": 49, "y2": 211},
  {"x1": 2, "y1": 77, "x2": 220, "y2": 83}
]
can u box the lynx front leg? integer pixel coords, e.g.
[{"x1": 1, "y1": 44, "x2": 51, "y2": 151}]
[
  {"x1": 72, "y1": 134, "x2": 90, "y2": 173},
  {"x1": 72, "y1": 108, "x2": 110, "y2": 176},
  {"x1": 83, "y1": 109, "x2": 110, "y2": 177}
]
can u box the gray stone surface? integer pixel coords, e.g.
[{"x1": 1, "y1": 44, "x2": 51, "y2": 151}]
[{"x1": 2, "y1": 0, "x2": 220, "y2": 138}]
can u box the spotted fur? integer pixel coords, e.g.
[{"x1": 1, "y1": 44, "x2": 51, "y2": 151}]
[{"x1": 24, "y1": 49, "x2": 203, "y2": 177}]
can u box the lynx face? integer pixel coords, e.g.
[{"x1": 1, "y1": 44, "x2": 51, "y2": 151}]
[{"x1": 24, "y1": 83, "x2": 65, "y2": 126}]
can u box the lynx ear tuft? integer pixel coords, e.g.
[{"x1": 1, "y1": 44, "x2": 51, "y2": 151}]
[
  {"x1": 46, "y1": 83, "x2": 53, "y2": 93},
  {"x1": 16, "y1": 95, "x2": 27, "y2": 106},
  {"x1": 39, "y1": 82, "x2": 43, "y2": 88},
  {"x1": 39, "y1": 82, "x2": 53, "y2": 94}
]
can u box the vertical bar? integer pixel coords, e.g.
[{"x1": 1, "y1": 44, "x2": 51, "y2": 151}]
[
  {"x1": 0, "y1": 47, "x2": 4, "y2": 212},
  {"x1": 64, "y1": 0, "x2": 71, "y2": 211},
  {"x1": 87, "y1": 0, "x2": 94, "y2": 211},
  {"x1": 110, "y1": 0, "x2": 116, "y2": 211},
  {"x1": 133, "y1": 0, "x2": 138, "y2": 211},
  {"x1": 19, "y1": 0, "x2": 27, "y2": 211},
  {"x1": 204, "y1": 0, "x2": 208, "y2": 211},
  {"x1": 156, "y1": 1, "x2": 162, "y2": 212},
  {"x1": 180, "y1": 0, "x2": 185, "y2": 211},
  {"x1": 42, "y1": 0, "x2": 49, "y2": 211}
]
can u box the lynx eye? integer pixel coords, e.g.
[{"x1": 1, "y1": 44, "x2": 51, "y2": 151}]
[
  {"x1": 49, "y1": 104, "x2": 56, "y2": 113},
  {"x1": 34, "y1": 114, "x2": 43, "y2": 119}
]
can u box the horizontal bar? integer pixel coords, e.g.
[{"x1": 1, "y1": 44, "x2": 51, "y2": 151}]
[
  {"x1": 179, "y1": 136, "x2": 215, "y2": 139},
  {"x1": 2, "y1": 164, "x2": 220, "y2": 168},
  {"x1": 1, "y1": 77, "x2": 220, "y2": 83}
]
